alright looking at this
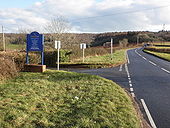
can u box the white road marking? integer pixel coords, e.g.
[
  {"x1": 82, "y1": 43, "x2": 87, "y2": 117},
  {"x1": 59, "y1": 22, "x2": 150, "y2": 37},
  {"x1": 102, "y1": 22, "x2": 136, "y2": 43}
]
[
  {"x1": 135, "y1": 49, "x2": 170, "y2": 74},
  {"x1": 161, "y1": 68, "x2": 170, "y2": 74},
  {"x1": 141, "y1": 99, "x2": 157, "y2": 128},
  {"x1": 119, "y1": 65, "x2": 123, "y2": 71},
  {"x1": 125, "y1": 57, "x2": 136, "y2": 98},
  {"x1": 130, "y1": 88, "x2": 134, "y2": 92},
  {"x1": 142, "y1": 57, "x2": 147, "y2": 60},
  {"x1": 131, "y1": 93, "x2": 135, "y2": 97},
  {"x1": 129, "y1": 84, "x2": 133, "y2": 87},
  {"x1": 149, "y1": 61, "x2": 157, "y2": 66},
  {"x1": 126, "y1": 52, "x2": 130, "y2": 64}
]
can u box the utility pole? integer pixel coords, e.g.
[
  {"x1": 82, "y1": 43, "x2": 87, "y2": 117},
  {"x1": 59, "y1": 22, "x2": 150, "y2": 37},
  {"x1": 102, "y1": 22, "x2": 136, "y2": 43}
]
[
  {"x1": 111, "y1": 38, "x2": 113, "y2": 60},
  {"x1": 2, "y1": 26, "x2": 5, "y2": 51},
  {"x1": 137, "y1": 35, "x2": 139, "y2": 45}
]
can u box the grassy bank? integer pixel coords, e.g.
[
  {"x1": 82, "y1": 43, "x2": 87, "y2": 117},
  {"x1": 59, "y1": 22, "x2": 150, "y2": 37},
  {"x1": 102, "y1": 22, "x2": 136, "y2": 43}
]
[
  {"x1": 143, "y1": 49, "x2": 170, "y2": 61},
  {"x1": 61, "y1": 49, "x2": 127, "y2": 68},
  {"x1": 0, "y1": 70, "x2": 140, "y2": 128}
]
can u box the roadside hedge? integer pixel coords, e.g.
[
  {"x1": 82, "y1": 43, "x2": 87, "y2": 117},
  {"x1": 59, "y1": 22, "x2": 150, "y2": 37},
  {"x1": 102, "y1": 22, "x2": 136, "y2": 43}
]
[
  {"x1": 44, "y1": 50, "x2": 71, "y2": 67},
  {"x1": 0, "y1": 57, "x2": 17, "y2": 81},
  {"x1": 145, "y1": 47, "x2": 170, "y2": 53},
  {"x1": 0, "y1": 52, "x2": 40, "y2": 71}
]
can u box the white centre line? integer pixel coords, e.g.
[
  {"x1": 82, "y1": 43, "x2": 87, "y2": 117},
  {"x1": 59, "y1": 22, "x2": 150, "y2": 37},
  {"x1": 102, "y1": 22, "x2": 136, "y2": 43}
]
[
  {"x1": 161, "y1": 68, "x2": 170, "y2": 74},
  {"x1": 149, "y1": 61, "x2": 157, "y2": 66},
  {"x1": 135, "y1": 49, "x2": 170, "y2": 74},
  {"x1": 129, "y1": 83, "x2": 133, "y2": 87},
  {"x1": 141, "y1": 99, "x2": 157, "y2": 128},
  {"x1": 142, "y1": 57, "x2": 147, "y2": 60}
]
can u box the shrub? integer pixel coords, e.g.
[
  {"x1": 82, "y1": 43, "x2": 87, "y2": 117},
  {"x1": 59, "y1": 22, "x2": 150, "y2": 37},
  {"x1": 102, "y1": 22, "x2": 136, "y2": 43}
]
[
  {"x1": 0, "y1": 57, "x2": 18, "y2": 81},
  {"x1": 0, "y1": 52, "x2": 40, "y2": 71},
  {"x1": 44, "y1": 50, "x2": 71, "y2": 67},
  {"x1": 145, "y1": 47, "x2": 170, "y2": 53},
  {"x1": 119, "y1": 38, "x2": 129, "y2": 48}
]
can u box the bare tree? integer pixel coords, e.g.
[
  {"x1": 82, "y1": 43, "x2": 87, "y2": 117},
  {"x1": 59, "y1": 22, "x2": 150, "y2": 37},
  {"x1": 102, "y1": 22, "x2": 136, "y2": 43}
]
[
  {"x1": 45, "y1": 16, "x2": 70, "y2": 39},
  {"x1": 44, "y1": 16, "x2": 76, "y2": 48}
]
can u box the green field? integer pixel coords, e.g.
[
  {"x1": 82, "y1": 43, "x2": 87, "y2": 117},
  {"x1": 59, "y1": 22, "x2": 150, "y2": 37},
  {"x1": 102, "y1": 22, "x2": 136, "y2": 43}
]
[
  {"x1": 6, "y1": 44, "x2": 25, "y2": 50},
  {"x1": 0, "y1": 70, "x2": 140, "y2": 128},
  {"x1": 84, "y1": 49, "x2": 126, "y2": 64},
  {"x1": 61, "y1": 49, "x2": 127, "y2": 68},
  {"x1": 143, "y1": 49, "x2": 170, "y2": 61}
]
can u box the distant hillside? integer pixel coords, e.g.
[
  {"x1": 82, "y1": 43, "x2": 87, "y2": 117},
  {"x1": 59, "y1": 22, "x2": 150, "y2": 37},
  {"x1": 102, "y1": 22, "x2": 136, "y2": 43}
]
[{"x1": 1, "y1": 31, "x2": 170, "y2": 49}]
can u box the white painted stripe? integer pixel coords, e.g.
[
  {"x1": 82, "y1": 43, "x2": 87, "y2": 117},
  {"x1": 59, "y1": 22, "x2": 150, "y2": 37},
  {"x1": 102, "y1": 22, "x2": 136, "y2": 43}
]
[
  {"x1": 129, "y1": 80, "x2": 132, "y2": 84},
  {"x1": 129, "y1": 84, "x2": 133, "y2": 87},
  {"x1": 130, "y1": 88, "x2": 134, "y2": 92},
  {"x1": 161, "y1": 68, "x2": 170, "y2": 73},
  {"x1": 128, "y1": 77, "x2": 131, "y2": 80},
  {"x1": 126, "y1": 52, "x2": 130, "y2": 64},
  {"x1": 141, "y1": 99, "x2": 157, "y2": 128},
  {"x1": 119, "y1": 65, "x2": 123, "y2": 71},
  {"x1": 131, "y1": 93, "x2": 135, "y2": 97},
  {"x1": 142, "y1": 57, "x2": 147, "y2": 60},
  {"x1": 149, "y1": 61, "x2": 157, "y2": 66}
]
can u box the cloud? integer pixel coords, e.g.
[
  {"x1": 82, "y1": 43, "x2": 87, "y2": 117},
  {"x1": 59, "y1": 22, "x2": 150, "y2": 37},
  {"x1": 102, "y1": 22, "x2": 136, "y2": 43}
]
[{"x1": 1, "y1": 0, "x2": 170, "y2": 33}]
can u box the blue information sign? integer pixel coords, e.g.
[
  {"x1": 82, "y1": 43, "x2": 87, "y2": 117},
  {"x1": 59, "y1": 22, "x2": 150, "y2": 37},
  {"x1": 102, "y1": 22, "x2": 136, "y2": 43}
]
[
  {"x1": 26, "y1": 31, "x2": 44, "y2": 65},
  {"x1": 27, "y1": 32, "x2": 44, "y2": 51}
]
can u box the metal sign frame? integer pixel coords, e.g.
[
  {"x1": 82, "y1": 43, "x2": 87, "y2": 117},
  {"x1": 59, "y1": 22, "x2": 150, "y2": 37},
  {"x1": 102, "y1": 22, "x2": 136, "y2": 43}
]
[{"x1": 26, "y1": 31, "x2": 44, "y2": 65}]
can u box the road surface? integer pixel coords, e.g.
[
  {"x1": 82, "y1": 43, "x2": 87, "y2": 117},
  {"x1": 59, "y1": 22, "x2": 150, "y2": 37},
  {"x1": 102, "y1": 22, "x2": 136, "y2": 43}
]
[{"x1": 67, "y1": 48, "x2": 170, "y2": 128}]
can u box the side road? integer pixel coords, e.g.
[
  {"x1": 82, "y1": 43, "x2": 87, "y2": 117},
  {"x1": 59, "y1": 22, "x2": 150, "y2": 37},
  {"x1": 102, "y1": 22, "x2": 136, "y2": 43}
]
[{"x1": 68, "y1": 48, "x2": 170, "y2": 128}]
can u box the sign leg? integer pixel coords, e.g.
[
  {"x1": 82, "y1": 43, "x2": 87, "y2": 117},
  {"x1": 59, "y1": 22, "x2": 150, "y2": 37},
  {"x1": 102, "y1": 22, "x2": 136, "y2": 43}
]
[
  {"x1": 41, "y1": 52, "x2": 44, "y2": 65},
  {"x1": 26, "y1": 52, "x2": 29, "y2": 64}
]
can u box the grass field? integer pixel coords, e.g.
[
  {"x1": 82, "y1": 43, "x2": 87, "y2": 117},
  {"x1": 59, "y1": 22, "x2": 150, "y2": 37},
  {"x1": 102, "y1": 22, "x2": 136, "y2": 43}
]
[
  {"x1": 0, "y1": 70, "x2": 140, "y2": 128},
  {"x1": 84, "y1": 49, "x2": 126, "y2": 64},
  {"x1": 143, "y1": 49, "x2": 170, "y2": 61},
  {"x1": 6, "y1": 44, "x2": 25, "y2": 51},
  {"x1": 61, "y1": 49, "x2": 127, "y2": 68}
]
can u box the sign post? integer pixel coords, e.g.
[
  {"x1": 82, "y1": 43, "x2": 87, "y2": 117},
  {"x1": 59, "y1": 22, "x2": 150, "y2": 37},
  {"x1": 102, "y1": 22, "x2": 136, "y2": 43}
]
[
  {"x1": 111, "y1": 38, "x2": 113, "y2": 60},
  {"x1": 80, "y1": 43, "x2": 86, "y2": 62},
  {"x1": 25, "y1": 31, "x2": 46, "y2": 72},
  {"x1": 55, "y1": 41, "x2": 61, "y2": 70}
]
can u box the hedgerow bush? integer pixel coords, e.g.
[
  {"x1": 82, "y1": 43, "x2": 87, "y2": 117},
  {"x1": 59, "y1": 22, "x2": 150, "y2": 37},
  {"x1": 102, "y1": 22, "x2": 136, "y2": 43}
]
[
  {"x1": 0, "y1": 52, "x2": 40, "y2": 71},
  {"x1": 145, "y1": 47, "x2": 170, "y2": 53},
  {"x1": 0, "y1": 57, "x2": 17, "y2": 81},
  {"x1": 44, "y1": 50, "x2": 71, "y2": 67}
]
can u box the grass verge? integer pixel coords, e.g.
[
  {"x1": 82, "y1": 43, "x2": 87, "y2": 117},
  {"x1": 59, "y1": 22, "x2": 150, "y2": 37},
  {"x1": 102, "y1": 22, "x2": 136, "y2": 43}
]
[
  {"x1": 143, "y1": 49, "x2": 170, "y2": 61},
  {"x1": 61, "y1": 49, "x2": 127, "y2": 68},
  {"x1": 0, "y1": 70, "x2": 140, "y2": 128}
]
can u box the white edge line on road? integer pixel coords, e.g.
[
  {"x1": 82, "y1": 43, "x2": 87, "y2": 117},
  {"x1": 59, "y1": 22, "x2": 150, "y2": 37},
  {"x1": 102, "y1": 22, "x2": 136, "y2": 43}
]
[
  {"x1": 130, "y1": 88, "x2": 134, "y2": 92},
  {"x1": 131, "y1": 93, "x2": 135, "y2": 97},
  {"x1": 119, "y1": 65, "x2": 123, "y2": 72},
  {"x1": 129, "y1": 84, "x2": 132, "y2": 87},
  {"x1": 141, "y1": 99, "x2": 157, "y2": 128},
  {"x1": 126, "y1": 51, "x2": 130, "y2": 64},
  {"x1": 135, "y1": 49, "x2": 170, "y2": 74}
]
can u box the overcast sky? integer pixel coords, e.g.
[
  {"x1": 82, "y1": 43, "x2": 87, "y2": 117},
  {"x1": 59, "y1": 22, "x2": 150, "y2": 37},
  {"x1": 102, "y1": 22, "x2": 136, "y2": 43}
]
[{"x1": 0, "y1": 0, "x2": 170, "y2": 33}]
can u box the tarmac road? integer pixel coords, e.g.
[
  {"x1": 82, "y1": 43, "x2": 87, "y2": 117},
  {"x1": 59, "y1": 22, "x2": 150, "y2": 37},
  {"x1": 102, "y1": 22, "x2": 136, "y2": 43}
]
[{"x1": 67, "y1": 48, "x2": 170, "y2": 128}]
